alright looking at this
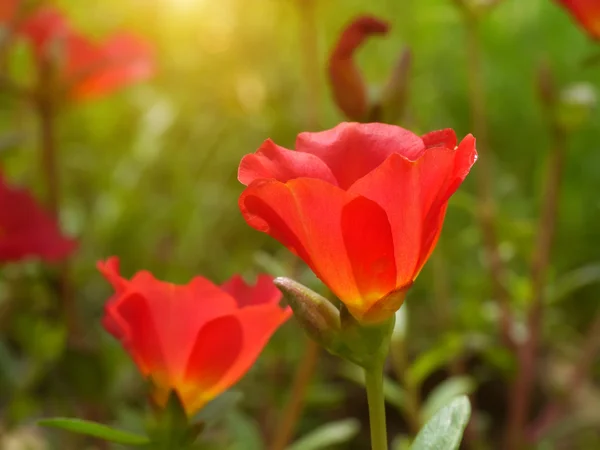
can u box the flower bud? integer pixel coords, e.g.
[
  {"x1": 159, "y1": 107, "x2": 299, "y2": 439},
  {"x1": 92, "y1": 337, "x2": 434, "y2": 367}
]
[
  {"x1": 274, "y1": 277, "x2": 340, "y2": 348},
  {"x1": 327, "y1": 16, "x2": 389, "y2": 121}
]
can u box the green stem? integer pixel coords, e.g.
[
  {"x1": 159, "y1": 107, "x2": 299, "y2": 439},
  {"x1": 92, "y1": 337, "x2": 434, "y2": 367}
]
[{"x1": 365, "y1": 361, "x2": 388, "y2": 450}]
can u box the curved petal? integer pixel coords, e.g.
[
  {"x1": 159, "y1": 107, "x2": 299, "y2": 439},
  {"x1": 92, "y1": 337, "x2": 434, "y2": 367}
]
[
  {"x1": 556, "y1": 0, "x2": 600, "y2": 39},
  {"x1": 220, "y1": 274, "x2": 282, "y2": 308},
  {"x1": 109, "y1": 292, "x2": 167, "y2": 381},
  {"x1": 238, "y1": 139, "x2": 337, "y2": 186},
  {"x1": 181, "y1": 315, "x2": 244, "y2": 414},
  {"x1": 296, "y1": 122, "x2": 425, "y2": 189},
  {"x1": 415, "y1": 135, "x2": 477, "y2": 272},
  {"x1": 349, "y1": 136, "x2": 477, "y2": 285},
  {"x1": 239, "y1": 178, "x2": 362, "y2": 306},
  {"x1": 71, "y1": 33, "x2": 155, "y2": 100},
  {"x1": 421, "y1": 128, "x2": 457, "y2": 149},
  {"x1": 204, "y1": 304, "x2": 291, "y2": 403},
  {"x1": 348, "y1": 153, "x2": 426, "y2": 285},
  {"x1": 341, "y1": 196, "x2": 397, "y2": 318}
]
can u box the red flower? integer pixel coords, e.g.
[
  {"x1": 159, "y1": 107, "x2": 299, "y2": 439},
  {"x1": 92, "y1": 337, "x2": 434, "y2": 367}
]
[
  {"x1": 0, "y1": 172, "x2": 76, "y2": 262},
  {"x1": 556, "y1": 0, "x2": 600, "y2": 39},
  {"x1": 238, "y1": 123, "x2": 477, "y2": 324},
  {"x1": 328, "y1": 16, "x2": 389, "y2": 121},
  {"x1": 0, "y1": 0, "x2": 18, "y2": 25},
  {"x1": 18, "y1": 7, "x2": 154, "y2": 100},
  {"x1": 98, "y1": 257, "x2": 291, "y2": 415}
]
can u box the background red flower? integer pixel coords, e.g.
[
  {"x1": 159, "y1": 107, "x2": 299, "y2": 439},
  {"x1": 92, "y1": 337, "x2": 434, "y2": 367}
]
[
  {"x1": 98, "y1": 257, "x2": 291, "y2": 415},
  {"x1": 0, "y1": 172, "x2": 76, "y2": 262},
  {"x1": 18, "y1": 7, "x2": 154, "y2": 100}
]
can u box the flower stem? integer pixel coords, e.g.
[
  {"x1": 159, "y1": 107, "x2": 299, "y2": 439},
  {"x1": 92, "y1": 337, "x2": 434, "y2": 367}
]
[{"x1": 365, "y1": 361, "x2": 388, "y2": 450}]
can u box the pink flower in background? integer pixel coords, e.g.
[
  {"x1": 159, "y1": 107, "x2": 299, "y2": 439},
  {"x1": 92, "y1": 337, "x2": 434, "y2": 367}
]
[
  {"x1": 18, "y1": 7, "x2": 154, "y2": 100},
  {"x1": 0, "y1": 172, "x2": 76, "y2": 262}
]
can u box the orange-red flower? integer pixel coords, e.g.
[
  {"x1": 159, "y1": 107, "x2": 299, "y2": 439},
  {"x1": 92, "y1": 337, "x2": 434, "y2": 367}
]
[
  {"x1": 0, "y1": 0, "x2": 18, "y2": 26},
  {"x1": 328, "y1": 16, "x2": 389, "y2": 121},
  {"x1": 238, "y1": 122, "x2": 477, "y2": 324},
  {"x1": 18, "y1": 7, "x2": 154, "y2": 100},
  {"x1": 0, "y1": 172, "x2": 76, "y2": 262},
  {"x1": 556, "y1": 0, "x2": 600, "y2": 39},
  {"x1": 98, "y1": 257, "x2": 291, "y2": 415}
]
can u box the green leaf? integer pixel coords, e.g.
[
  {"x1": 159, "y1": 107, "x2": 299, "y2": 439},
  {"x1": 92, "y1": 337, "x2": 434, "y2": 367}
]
[
  {"x1": 421, "y1": 376, "x2": 475, "y2": 421},
  {"x1": 406, "y1": 335, "x2": 464, "y2": 386},
  {"x1": 549, "y1": 264, "x2": 600, "y2": 305},
  {"x1": 225, "y1": 410, "x2": 265, "y2": 450},
  {"x1": 38, "y1": 418, "x2": 150, "y2": 446},
  {"x1": 287, "y1": 419, "x2": 360, "y2": 450},
  {"x1": 411, "y1": 396, "x2": 471, "y2": 450}
]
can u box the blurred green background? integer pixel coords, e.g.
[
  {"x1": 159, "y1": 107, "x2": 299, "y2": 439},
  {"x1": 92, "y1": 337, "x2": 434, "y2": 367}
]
[{"x1": 1, "y1": 0, "x2": 600, "y2": 448}]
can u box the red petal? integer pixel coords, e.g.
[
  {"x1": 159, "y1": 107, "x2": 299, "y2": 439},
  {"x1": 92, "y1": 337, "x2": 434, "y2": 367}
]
[
  {"x1": 556, "y1": 0, "x2": 600, "y2": 39},
  {"x1": 421, "y1": 128, "x2": 457, "y2": 149},
  {"x1": 70, "y1": 33, "x2": 154, "y2": 100},
  {"x1": 238, "y1": 139, "x2": 337, "y2": 186},
  {"x1": 240, "y1": 178, "x2": 362, "y2": 307},
  {"x1": 349, "y1": 136, "x2": 477, "y2": 285},
  {"x1": 204, "y1": 304, "x2": 291, "y2": 403},
  {"x1": 0, "y1": 0, "x2": 18, "y2": 25},
  {"x1": 110, "y1": 292, "x2": 167, "y2": 379},
  {"x1": 0, "y1": 174, "x2": 76, "y2": 262},
  {"x1": 416, "y1": 135, "x2": 477, "y2": 272},
  {"x1": 341, "y1": 196, "x2": 397, "y2": 318},
  {"x1": 220, "y1": 274, "x2": 282, "y2": 308},
  {"x1": 182, "y1": 315, "x2": 244, "y2": 413},
  {"x1": 17, "y1": 7, "x2": 69, "y2": 59},
  {"x1": 296, "y1": 122, "x2": 425, "y2": 189}
]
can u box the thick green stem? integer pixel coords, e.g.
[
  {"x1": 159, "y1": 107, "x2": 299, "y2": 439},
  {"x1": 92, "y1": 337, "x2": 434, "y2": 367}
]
[{"x1": 365, "y1": 361, "x2": 388, "y2": 450}]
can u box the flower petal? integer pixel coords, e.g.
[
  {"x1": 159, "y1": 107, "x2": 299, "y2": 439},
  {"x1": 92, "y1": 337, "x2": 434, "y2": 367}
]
[
  {"x1": 296, "y1": 122, "x2": 425, "y2": 189},
  {"x1": 181, "y1": 315, "x2": 244, "y2": 413},
  {"x1": 220, "y1": 274, "x2": 282, "y2": 308},
  {"x1": 240, "y1": 178, "x2": 362, "y2": 306},
  {"x1": 341, "y1": 196, "x2": 397, "y2": 318},
  {"x1": 71, "y1": 33, "x2": 155, "y2": 100},
  {"x1": 0, "y1": 175, "x2": 76, "y2": 262},
  {"x1": 556, "y1": 0, "x2": 600, "y2": 40},
  {"x1": 238, "y1": 139, "x2": 337, "y2": 186},
  {"x1": 204, "y1": 304, "x2": 291, "y2": 403},
  {"x1": 421, "y1": 128, "x2": 457, "y2": 149}
]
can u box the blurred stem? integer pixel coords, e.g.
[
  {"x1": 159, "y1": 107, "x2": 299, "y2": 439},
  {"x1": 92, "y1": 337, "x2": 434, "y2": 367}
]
[
  {"x1": 390, "y1": 329, "x2": 421, "y2": 435},
  {"x1": 296, "y1": 0, "x2": 320, "y2": 130},
  {"x1": 504, "y1": 121, "x2": 567, "y2": 450},
  {"x1": 527, "y1": 311, "x2": 600, "y2": 442},
  {"x1": 36, "y1": 71, "x2": 80, "y2": 342},
  {"x1": 269, "y1": 338, "x2": 319, "y2": 450},
  {"x1": 365, "y1": 360, "x2": 389, "y2": 450},
  {"x1": 457, "y1": 2, "x2": 515, "y2": 350}
]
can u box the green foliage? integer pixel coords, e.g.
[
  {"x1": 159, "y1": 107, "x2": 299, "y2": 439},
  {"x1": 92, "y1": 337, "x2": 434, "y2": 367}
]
[
  {"x1": 38, "y1": 418, "x2": 150, "y2": 446},
  {"x1": 410, "y1": 396, "x2": 471, "y2": 450}
]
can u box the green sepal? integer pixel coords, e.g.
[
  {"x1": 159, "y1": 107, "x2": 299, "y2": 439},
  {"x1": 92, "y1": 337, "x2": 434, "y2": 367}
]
[{"x1": 146, "y1": 391, "x2": 204, "y2": 450}]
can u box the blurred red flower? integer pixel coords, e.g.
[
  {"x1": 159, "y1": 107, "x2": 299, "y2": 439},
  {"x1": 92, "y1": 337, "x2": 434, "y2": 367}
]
[
  {"x1": 328, "y1": 16, "x2": 389, "y2": 121},
  {"x1": 0, "y1": 0, "x2": 18, "y2": 26},
  {"x1": 556, "y1": 0, "x2": 600, "y2": 39},
  {"x1": 238, "y1": 123, "x2": 477, "y2": 324},
  {"x1": 0, "y1": 172, "x2": 76, "y2": 262},
  {"x1": 98, "y1": 257, "x2": 291, "y2": 415},
  {"x1": 18, "y1": 7, "x2": 154, "y2": 100}
]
